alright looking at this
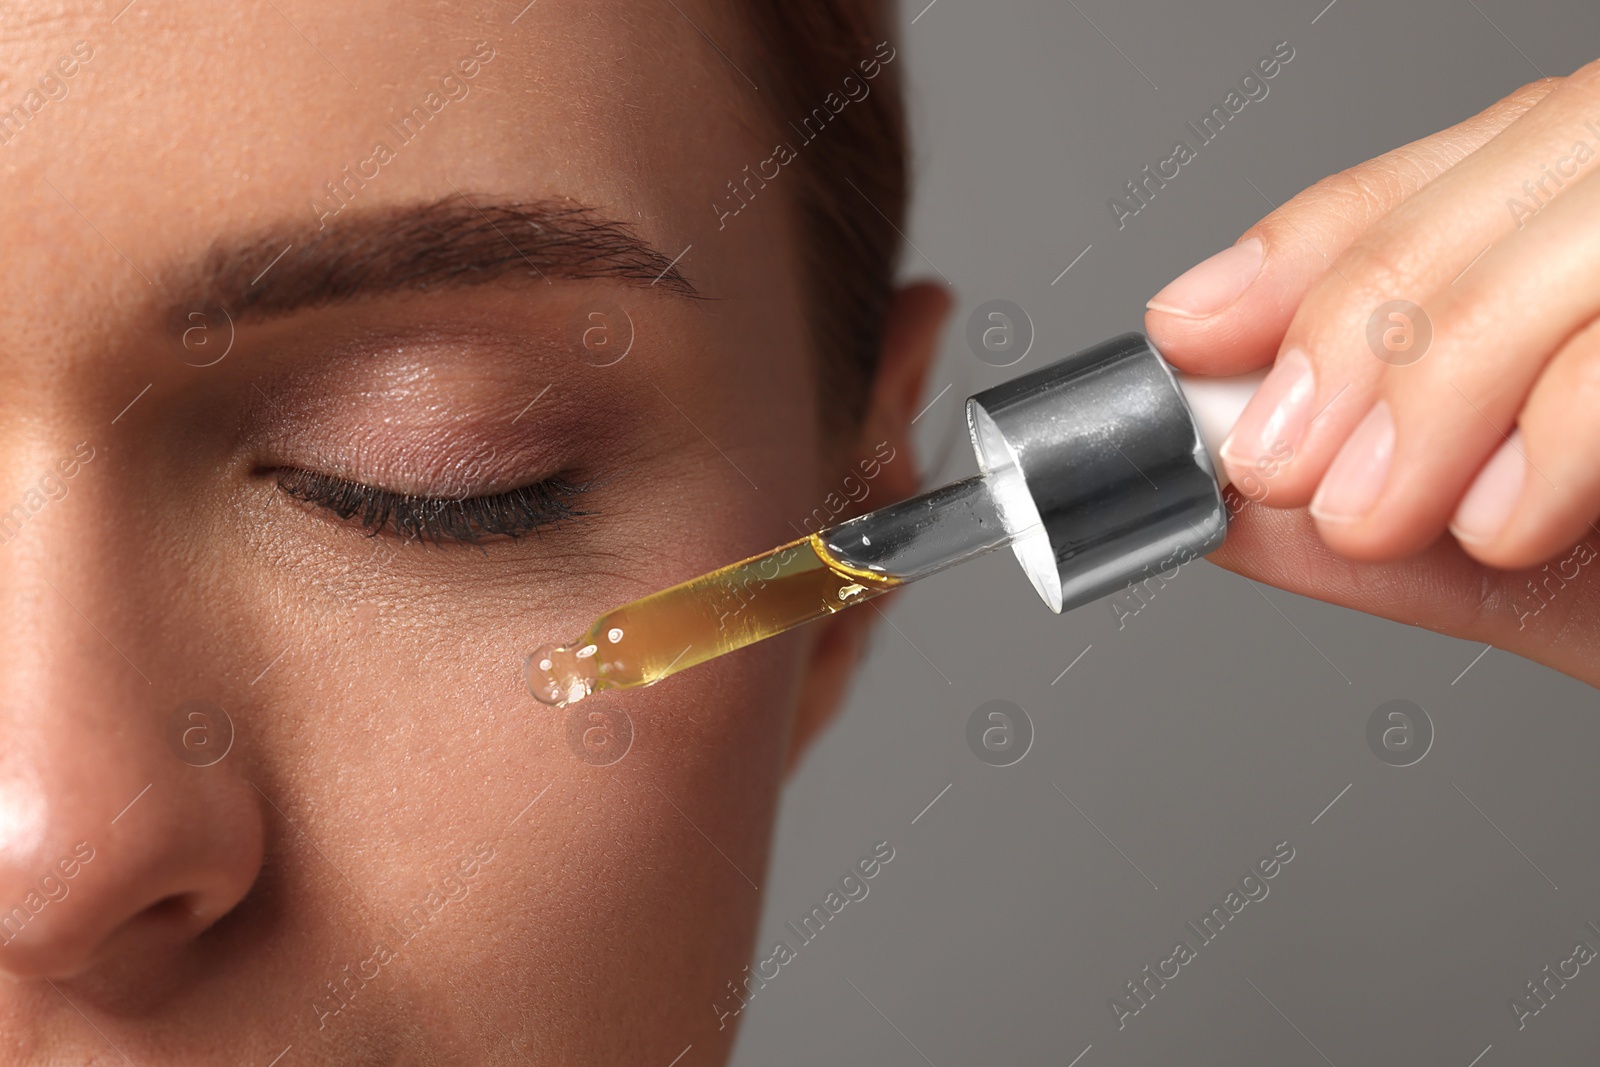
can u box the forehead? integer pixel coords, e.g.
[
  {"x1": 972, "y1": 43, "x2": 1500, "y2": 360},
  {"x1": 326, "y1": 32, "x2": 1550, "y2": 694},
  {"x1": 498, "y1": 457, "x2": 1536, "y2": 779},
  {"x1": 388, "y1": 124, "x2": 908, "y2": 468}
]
[{"x1": 0, "y1": 0, "x2": 760, "y2": 322}]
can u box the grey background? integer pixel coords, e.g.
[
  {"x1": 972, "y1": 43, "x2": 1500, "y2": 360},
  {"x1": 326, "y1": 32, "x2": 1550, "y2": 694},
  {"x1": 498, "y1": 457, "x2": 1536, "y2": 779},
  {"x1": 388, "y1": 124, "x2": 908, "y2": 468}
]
[{"x1": 733, "y1": 1, "x2": 1600, "y2": 1065}]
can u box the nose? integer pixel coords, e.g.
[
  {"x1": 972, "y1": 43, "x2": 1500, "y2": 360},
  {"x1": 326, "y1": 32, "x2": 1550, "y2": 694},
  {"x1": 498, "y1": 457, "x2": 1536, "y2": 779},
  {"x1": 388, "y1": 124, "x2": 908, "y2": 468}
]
[{"x1": 0, "y1": 583, "x2": 265, "y2": 981}]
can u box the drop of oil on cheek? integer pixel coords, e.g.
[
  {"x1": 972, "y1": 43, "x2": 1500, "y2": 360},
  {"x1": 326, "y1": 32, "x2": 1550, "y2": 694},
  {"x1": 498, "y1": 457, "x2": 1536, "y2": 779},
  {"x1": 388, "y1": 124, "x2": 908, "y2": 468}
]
[{"x1": 525, "y1": 642, "x2": 600, "y2": 707}]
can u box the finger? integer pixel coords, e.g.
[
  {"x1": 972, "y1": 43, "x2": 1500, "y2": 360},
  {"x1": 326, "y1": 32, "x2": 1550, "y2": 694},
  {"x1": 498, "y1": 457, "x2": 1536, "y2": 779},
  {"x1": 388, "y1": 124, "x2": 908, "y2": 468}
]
[
  {"x1": 1210, "y1": 498, "x2": 1600, "y2": 689},
  {"x1": 1309, "y1": 148, "x2": 1600, "y2": 559},
  {"x1": 1451, "y1": 317, "x2": 1600, "y2": 568},
  {"x1": 1145, "y1": 76, "x2": 1558, "y2": 377},
  {"x1": 1223, "y1": 61, "x2": 1600, "y2": 507}
]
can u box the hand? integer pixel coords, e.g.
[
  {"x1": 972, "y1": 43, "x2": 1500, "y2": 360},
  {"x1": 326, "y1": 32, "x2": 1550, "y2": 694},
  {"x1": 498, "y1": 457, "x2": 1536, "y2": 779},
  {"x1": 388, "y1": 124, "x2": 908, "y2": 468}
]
[{"x1": 1144, "y1": 64, "x2": 1600, "y2": 686}]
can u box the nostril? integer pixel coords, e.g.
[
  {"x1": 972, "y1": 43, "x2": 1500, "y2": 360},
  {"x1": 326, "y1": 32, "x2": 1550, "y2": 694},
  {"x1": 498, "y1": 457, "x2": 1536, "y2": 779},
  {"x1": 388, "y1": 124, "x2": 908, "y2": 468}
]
[
  {"x1": 0, "y1": 800, "x2": 265, "y2": 982},
  {"x1": 123, "y1": 889, "x2": 232, "y2": 947},
  {"x1": 3, "y1": 889, "x2": 225, "y2": 982},
  {"x1": 0, "y1": 726, "x2": 267, "y2": 984},
  {"x1": 141, "y1": 894, "x2": 201, "y2": 926}
]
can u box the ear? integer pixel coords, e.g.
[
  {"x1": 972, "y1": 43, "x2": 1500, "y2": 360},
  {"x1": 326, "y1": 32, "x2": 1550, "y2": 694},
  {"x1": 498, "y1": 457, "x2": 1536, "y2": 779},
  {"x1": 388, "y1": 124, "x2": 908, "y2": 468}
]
[{"x1": 784, "y1": 281, "x2": 952, "y2": 775}]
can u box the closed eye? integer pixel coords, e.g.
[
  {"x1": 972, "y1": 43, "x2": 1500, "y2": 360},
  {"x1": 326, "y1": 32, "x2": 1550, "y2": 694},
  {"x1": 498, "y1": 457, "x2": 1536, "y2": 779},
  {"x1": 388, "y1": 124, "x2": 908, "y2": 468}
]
[{"x1": 276, "y1": 468, "x2": 592, "y2": 545}]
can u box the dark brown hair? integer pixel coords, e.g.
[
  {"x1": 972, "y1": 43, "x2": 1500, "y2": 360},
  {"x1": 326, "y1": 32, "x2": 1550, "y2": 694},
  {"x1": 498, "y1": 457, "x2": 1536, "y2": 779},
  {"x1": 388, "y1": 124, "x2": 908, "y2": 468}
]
[{"x1": 730, "y1": 1, "x2": 907, "y2": 438}]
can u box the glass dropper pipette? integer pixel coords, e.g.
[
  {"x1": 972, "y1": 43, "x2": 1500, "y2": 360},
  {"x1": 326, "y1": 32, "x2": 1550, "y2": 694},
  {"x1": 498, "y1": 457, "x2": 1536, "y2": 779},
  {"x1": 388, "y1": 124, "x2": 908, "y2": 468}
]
[
  {"x1": 527, "y1": 332, "x2": 1263, "y2": 708},
  {"x1": 527, "y1": 474, "x2": 1016, "y2": 706}
]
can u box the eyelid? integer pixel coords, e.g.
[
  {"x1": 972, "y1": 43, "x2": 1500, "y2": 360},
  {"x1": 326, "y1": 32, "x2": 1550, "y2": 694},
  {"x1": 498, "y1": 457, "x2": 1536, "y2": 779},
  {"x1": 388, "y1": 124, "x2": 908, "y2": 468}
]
[{"x1": 276, "y1": 468, "x2": 592, "y2": 545}]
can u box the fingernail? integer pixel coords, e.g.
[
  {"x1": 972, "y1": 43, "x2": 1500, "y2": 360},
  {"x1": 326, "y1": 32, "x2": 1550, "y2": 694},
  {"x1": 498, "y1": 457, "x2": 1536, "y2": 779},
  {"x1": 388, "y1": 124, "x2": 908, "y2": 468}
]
[
  {"x1": 1310, "y1": 401, "x2": 1395, "y2": 525},
  {"x1": 1147, "y1": 238, "x2": 1264, "y2": 319},
  {"x1": 1450, "y1": 430, "x2": 1526, "y2": 546},
  {"x1": 1219, "y1": 347, "x2": 1316, "y2": 474}
]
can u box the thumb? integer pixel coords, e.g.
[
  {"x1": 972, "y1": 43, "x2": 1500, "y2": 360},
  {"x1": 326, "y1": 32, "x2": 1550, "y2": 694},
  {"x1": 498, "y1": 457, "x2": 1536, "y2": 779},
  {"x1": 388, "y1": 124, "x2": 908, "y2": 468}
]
[
  {"x1": 1211, "y1": 494, "x2": 1600, "y2": 689},
  {"x1": 1144, "y1": 77, "x2": 1557, "y2": 377}
]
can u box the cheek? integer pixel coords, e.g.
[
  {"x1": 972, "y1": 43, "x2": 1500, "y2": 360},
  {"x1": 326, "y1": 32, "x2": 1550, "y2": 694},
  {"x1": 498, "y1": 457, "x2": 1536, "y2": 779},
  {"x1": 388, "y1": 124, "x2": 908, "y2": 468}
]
[
  {"x1": 404, "y1": 619, "x2": 800, "y2": 1057},
  {"x1": 233, "y1": 560, "x2": 802, "y2": 1057}
]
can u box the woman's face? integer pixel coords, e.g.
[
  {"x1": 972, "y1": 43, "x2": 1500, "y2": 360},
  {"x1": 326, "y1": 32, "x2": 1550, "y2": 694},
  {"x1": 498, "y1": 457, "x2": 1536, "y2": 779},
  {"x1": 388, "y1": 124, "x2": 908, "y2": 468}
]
[{"x1": 0, "y1": 3, "x2": 931, "y2": 1062}]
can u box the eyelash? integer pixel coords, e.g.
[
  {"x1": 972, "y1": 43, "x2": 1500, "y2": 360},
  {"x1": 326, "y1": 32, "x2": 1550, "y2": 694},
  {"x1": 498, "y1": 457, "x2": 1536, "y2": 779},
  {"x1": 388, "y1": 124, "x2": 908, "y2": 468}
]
[{"x1": 276, "y1": 469, "x2": 592, "y2": 545}]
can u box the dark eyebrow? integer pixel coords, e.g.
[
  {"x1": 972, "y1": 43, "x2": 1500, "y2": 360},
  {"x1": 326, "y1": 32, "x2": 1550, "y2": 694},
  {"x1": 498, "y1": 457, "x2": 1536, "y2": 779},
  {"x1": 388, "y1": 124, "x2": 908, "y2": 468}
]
[{"x1": 178, "y1": 196, "x2": 698, "y2": 323}]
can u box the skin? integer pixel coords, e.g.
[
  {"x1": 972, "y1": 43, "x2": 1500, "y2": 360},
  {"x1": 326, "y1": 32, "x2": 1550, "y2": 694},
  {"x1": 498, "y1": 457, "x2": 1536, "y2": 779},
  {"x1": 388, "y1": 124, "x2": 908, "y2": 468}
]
[
  {"x1": 2, "y1": 0, "x2": 1589, "y2": 1062},
  {"x1": 0, "y1": 2, "x2": 944, "y2": 1063},
  {"x1": 1148, "y1": 63, "x2": 1600, "y2": 688}
]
